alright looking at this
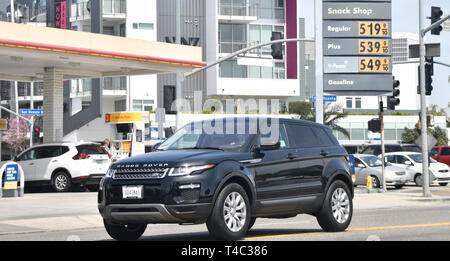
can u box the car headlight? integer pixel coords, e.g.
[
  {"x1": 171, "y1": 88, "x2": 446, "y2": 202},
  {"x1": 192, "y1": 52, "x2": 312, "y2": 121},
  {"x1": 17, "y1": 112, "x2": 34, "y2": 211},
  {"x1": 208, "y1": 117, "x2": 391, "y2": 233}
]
[{"x1": 168, "y1": 164, "x2": 215, "y2": 177}]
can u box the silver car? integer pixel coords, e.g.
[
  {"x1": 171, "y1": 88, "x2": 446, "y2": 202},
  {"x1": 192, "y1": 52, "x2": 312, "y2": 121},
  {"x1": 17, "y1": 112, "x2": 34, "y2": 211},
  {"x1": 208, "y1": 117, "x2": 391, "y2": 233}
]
[{"x1": 352, "y1": 154, "x2": 409, "y2": 189}]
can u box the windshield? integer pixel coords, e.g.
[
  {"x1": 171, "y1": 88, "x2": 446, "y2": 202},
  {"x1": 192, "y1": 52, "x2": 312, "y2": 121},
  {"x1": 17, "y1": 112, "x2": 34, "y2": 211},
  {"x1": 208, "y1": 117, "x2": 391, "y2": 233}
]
[
  {"x1": 157, "y1": 120, "x2": 255, "y2": 152},
  {"x1": 360, "y1": 156, "x2": 383, "y2": 167},
  {"x1": 408, "y1": 154, "x2": 437, "y2": 163}
]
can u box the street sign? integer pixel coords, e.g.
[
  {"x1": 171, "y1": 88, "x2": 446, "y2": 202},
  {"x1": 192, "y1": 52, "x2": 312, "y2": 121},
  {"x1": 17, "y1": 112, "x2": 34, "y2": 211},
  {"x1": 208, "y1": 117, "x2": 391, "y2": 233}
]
[
  {"x1": 19, "y1": 109, "x2": 43, "y2": 116},
  {"x1": 0, "y1": 119, "x2": 6, "y2": 130},
  {"x1": 323, "y1": 2, "x2": 392, "y2": 20},
  {"x1": 324, "y1": 56, "x2": 391, "y2": 73},
  {"x1": 444, "y1": 20, "x2": 450, "y2": 32},
  {"x1": 324, "y1": 39, "x2": 391, "y2": 56},
  {"x1": 312, "y1": 95, "x2": 337, "y2": 102},
  {"x1": 324, "y1": 21, "x2": 391, "y2": 38},
  {"x1": 323, "y1": 0, "x2": 392, "y2": 96},
  {"x1": 416, "y1": 133, "x2": 437, "y2": 152},
  {"x1": 409, "y1": 43, "x2": 441, "y2": 58}
]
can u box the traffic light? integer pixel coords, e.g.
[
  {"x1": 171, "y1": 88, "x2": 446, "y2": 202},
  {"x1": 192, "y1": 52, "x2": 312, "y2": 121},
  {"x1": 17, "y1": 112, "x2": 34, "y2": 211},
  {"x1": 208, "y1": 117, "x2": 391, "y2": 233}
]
[
  {"x1": 387, "y1": 77, "x2": 400, "y2": 110},
  {"x1": 368, "y1": 119, "x2": 381, "y2": 133},
  {"x1": 270, "y1": 31, "x2": 284, "y2": 60},
  {"x1": 33, "y1": 127, "x2": 41, "y2": 143},
  {"x1": 430, "y1": 6, "x2": 443, "y2": 35},
  {"x1": 425, "y1": 63, "x2": 433, "y2": 95}
]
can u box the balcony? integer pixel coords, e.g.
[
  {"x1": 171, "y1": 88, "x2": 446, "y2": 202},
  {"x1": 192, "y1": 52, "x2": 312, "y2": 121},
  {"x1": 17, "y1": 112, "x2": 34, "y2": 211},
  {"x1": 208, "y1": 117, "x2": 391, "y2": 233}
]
[
  {"x1": 218, "y1": 3, "x2": 258, "y2": 24},
  {"x1": 70, "y1": 0, "x2": 126, "y2": 23},
  {"x1": 70, "y1": 77, "x2": 127, "y2": 98}
]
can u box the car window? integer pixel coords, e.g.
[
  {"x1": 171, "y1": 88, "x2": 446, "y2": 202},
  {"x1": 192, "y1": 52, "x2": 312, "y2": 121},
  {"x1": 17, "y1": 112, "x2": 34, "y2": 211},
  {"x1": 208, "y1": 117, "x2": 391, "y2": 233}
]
[
  {"x1": 354, "y1": 158, "x2": 364, "y2": 167},
  {"x1": 35, "y1": 146, "x2": 63, "y2": 159},
  {"x1": 76, "y1": 144, "x2": 108, "y2": 155},
  {"x1": 385, "y1": 145, "x2": 400, "y2": 153},
  {"x1": 430, "y1": 148, "x2": 439, "y2": 157},
  {"x1": 441, "y1": 148, "x2": 450, "y2": 156},
  {"x1": 401, "y1": 145, "x2": 421, "y2": 153},
  {"x1": 395, "y1": 155, "x2": 409, "y2": 164},
  {"x1": 313, "y1": 127, "x2": 335, "y2": 147},
  {"x1": 286, "y1": 124, "x2": 319, "y2": 148},
  {"x1": 385, "y1": 155, "x2": 395, "y2": 163},
  {"x1": 259, "y1": 123, "x2": 290, "y2": 149},
  {"x1": 17, "y1": 148, "x2": 37, "y2": 161}
]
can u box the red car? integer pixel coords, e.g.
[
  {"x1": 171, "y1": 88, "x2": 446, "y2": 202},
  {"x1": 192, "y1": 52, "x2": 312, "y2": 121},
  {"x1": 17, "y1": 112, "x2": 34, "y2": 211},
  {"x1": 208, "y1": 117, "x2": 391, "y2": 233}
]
[{"x1": 431, "y1": 146, "x2": 450, "y2": 167}]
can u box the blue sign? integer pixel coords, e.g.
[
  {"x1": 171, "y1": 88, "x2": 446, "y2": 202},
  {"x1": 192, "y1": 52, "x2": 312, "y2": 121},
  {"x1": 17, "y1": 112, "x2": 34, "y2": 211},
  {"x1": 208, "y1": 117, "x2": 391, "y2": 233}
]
[
  {"x1": 5, "y1": 164, "x2": 18, "y2": 182},
  {"x1": 348, "y1": 155, "x2": 356, "y2": 175},
  {"x1": 312, "y1": 96, "x2": 337, "y2": 103},
  {"x1": 20, "y1": 109, "x2": 43, "y2": 116}
]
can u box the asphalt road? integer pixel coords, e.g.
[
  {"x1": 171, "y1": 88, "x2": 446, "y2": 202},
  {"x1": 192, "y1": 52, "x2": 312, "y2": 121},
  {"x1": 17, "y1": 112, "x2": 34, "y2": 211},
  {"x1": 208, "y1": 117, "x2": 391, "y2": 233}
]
[{"x1": 1, "y1": 185, "x2": 450, "y2": 241}]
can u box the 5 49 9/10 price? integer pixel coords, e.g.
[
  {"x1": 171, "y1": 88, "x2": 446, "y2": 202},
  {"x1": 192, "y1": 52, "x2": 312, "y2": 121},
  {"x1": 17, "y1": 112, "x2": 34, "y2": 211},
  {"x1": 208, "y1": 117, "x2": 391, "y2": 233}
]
[{"x1": 359, "y1": 58, "x2": 390, "y2": 73}]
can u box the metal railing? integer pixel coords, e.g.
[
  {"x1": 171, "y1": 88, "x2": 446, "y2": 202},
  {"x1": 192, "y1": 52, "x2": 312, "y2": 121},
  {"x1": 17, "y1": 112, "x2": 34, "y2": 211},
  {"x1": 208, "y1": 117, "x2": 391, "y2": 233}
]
[
  {"x1": 71, "y1": 0, "x2": 126, "y2": 20},
  {"x1": 218, "y1": 3, "x2": 259, "y2": 17},
  {"x1": 219, "y1": 41, "x2": 275, "y2": 56}
]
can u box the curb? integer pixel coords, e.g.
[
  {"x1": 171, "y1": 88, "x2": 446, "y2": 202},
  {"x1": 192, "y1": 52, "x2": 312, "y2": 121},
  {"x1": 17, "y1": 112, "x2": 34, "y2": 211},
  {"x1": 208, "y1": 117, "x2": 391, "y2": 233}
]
[{"x1": 355, "y1": 188, "x2": 385, "y2": 194}]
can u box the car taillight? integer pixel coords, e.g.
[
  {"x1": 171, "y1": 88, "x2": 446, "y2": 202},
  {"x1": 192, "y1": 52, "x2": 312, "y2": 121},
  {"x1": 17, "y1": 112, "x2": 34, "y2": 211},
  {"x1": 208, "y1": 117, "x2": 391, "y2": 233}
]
[{"x1": 73, "y1": 153, "x2": 90, "y2": 160}]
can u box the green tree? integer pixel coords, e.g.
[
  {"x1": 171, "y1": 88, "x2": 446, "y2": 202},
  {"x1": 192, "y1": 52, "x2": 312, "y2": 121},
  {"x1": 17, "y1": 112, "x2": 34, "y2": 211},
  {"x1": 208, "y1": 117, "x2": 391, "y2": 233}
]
[
  {"x1": 289, "y1": 101, "x2": 350, "y2": 138},
  {"x1": 401, "y1": 124, "x2": 448, "y2": 146}
]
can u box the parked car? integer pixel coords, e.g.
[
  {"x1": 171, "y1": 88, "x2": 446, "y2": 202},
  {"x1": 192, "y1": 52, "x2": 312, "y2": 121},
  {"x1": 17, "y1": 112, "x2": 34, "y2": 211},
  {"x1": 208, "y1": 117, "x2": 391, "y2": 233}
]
[
  {"x1": 352, "y1": 154, "x2": 408, "y2": 189},
  {"x1": 383, "y1": 152, "x2": 450, "y2": 186},
  {"x1": 3, "y1": 142, "x2": 111, "y2": 192},
  {"x1": 430, "y1": 146, "x2": 450, "y2": 167},
  {"x1": 361, "y1": 144, "x2": 421, "y2": 156},
  {"x1": 98, "y1": 117, "x2": 354, "y2": 241}
]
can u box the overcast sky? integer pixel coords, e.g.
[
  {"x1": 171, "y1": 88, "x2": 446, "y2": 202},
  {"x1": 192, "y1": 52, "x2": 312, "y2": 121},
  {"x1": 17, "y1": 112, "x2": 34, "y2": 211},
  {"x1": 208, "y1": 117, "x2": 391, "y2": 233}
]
[{"x1": 299, "y1": 0, "x2": 450, "y2": 114}]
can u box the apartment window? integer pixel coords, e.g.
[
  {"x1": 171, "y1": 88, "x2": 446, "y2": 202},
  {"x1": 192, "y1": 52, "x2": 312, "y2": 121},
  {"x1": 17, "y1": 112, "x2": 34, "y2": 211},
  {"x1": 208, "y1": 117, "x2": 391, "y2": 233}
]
[
  {"x1": 133, "y1": 23, "x2": 154, "y2": 30},
  {"x1": 249, "y1": 24, "x2": 284, "y2": 56},
  {"x1": 133, "y1": 100, "x2": 154, "y2": 112},
  {"x1": 114, "y1": 100, "x2": 126, "y2": 112},
  {"x1": 346, "y1": 98, "x2": 353, "y2": 109},
  {"x1": 219, "y1": 23, "x2": 247, "y2": 53},
  {"x1": 220, "y1": 60, "x2": 247, "y2": 78},
  {"x1": 355, "y1": 97, "x2": 362, "y2": 109}
]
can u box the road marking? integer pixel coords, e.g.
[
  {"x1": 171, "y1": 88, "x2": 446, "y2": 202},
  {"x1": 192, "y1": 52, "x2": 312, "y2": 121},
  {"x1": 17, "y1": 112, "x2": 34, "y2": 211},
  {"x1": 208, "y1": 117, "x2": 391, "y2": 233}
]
[{"x1": 244, "y1": 222, "x2": 450, "y2": 240}]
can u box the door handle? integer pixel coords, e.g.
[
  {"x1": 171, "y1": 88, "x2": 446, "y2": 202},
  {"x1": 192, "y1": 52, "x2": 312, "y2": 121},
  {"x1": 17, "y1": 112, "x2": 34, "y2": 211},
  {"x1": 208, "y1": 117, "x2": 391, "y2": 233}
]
[
  {"x1": 320, "y1": 150, "x2": 329, "y2": 157},
  {"x1": 287, "y1": 153, "x2": 297, "y2": 160}
]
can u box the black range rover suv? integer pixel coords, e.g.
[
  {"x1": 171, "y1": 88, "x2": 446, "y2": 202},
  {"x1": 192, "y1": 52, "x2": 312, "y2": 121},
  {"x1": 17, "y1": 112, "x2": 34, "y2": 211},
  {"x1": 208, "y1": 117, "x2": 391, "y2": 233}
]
[{"x1": 98, "y1": 117, "x2": 353, "y2": 240}]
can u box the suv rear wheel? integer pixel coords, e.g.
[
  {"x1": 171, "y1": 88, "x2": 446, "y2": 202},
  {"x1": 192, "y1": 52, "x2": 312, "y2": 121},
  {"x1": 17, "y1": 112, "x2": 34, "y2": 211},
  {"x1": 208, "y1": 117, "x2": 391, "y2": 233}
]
[
  {"x1": 206, "y1": 183, "x2": 251, "y2": 241},
  {"x1": 103, "y1": 220, "x2": 147, "y2": 241},
  {"x1": 52, "y1": 171, "x2": 72, "y2": 192},
  {"x1": 316, "y1": 180, "x2": 353, "y2": 232}
]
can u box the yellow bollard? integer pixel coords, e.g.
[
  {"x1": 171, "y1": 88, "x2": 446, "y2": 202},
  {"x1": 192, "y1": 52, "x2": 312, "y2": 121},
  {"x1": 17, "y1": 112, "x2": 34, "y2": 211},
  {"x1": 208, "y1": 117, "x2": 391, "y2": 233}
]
[{"x1": 366, "y1": 176, "x2": 374, "y2": 189}]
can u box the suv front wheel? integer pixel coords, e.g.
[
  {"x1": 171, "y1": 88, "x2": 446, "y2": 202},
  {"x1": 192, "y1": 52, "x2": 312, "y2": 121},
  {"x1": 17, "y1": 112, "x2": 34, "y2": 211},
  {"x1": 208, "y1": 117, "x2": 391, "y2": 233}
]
[
  {"x1": 206, "y1": 183, "x2": 251, "y2": 241},
  {"x1": 103, "y1": 220, "x2": 147, "y2": 241},
  {"x1": 316, "y1": 180, "x2": 353, "y2": 232}
]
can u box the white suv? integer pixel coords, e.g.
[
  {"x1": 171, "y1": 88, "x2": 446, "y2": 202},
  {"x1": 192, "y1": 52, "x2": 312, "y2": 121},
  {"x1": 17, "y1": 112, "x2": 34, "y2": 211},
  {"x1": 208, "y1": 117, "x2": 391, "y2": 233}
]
[{"x1": 10, "y1": 142, "x2": 111, "y2": 192}]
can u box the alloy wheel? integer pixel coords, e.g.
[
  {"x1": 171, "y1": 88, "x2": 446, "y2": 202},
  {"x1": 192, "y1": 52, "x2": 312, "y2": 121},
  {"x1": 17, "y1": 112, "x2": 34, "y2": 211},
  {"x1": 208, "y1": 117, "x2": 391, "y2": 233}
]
[{"x1": 223, "y1": 192, "x2": 247, "y2": 232}]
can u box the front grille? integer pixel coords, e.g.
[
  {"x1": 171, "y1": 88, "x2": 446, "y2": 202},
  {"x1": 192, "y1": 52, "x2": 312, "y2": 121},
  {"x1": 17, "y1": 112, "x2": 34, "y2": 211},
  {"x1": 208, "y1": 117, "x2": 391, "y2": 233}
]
[
  {"x1": 439, "y1": 170, "x2": 449, "y2": 173},
  {"x1": 113, "y1": 168, "x2": 169, "y2": 180}
]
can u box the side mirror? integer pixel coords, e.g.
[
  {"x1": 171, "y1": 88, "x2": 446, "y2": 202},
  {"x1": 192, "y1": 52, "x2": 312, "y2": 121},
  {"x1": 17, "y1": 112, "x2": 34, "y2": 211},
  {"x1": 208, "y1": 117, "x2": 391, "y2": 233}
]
[
  {"x1": 404, "y1": 160, "x2": 413, "y2": 166},
  {"x1": 357, "y1": 164, "x2": 365, "y2": 168},
  {"x1": 259, "y1": 139, "x2": 281, "y2": 151}
]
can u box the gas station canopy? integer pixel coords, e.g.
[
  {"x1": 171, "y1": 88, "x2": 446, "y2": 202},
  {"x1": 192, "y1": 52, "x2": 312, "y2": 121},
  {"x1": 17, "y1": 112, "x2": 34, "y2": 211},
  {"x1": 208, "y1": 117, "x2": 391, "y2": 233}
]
[{"x1": 0, "y1": 21, "x2": 206, "y2": 82}]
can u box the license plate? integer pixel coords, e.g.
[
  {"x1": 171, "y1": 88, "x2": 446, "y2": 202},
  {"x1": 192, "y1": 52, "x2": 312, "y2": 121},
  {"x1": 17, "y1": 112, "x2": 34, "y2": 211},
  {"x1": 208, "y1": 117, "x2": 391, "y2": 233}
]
[{"x1": 122, "y1": 186, "x2": 143, "y2": 199}]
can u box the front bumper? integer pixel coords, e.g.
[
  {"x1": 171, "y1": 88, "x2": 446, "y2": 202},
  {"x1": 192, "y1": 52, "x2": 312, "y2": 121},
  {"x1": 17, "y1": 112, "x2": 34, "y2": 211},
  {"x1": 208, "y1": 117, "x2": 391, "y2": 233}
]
[
  {"x1": 98, "y1": 168, "x2": 221, "y2": 224},
  {"x1": 98, "y1": 203, "x2": 212, "y2": 224}
]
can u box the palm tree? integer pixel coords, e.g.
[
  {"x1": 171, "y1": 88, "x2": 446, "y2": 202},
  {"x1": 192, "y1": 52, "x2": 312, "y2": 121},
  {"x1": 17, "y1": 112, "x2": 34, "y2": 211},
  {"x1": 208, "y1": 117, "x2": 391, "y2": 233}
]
[{"x1": 289, "y1": 101, "x2": 350, "y2": 138}]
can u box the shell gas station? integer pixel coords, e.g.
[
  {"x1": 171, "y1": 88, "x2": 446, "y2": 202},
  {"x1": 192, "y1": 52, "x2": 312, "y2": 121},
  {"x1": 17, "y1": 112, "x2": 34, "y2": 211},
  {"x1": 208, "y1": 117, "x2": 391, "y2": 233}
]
[{"x1": 0, "y1": 21, "x2": 205, "y2": 159}]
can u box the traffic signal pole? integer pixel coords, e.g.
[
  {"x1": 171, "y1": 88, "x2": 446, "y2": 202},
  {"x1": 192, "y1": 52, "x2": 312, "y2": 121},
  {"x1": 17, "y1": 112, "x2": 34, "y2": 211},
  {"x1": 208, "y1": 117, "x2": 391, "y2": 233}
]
[
  {"x1": 379, "y1": 98, "x2": 386, "y2": 191},
  {"x1": 419, "y1": 0, "x2": 431, "y2": 197}
]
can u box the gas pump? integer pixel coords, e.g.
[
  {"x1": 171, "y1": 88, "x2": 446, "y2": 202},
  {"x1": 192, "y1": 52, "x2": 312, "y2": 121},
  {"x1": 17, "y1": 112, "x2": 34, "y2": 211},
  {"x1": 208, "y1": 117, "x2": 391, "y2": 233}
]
[{"x1": 105, "y1": 112, "x2": 150, "y2": 162}]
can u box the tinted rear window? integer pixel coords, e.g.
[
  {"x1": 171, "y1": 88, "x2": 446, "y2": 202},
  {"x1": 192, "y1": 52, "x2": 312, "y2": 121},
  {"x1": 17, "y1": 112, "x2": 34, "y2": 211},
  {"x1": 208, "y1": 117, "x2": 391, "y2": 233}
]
[
  {"x1": 313, "y1": 127, "x2": 336, "y2": 147},
  {"x1": 286, "y1": 124, "x2": 320, "y2": 148},
  {"x1": 76, "y1": 144, "x2": 107, "y2": 155}
]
